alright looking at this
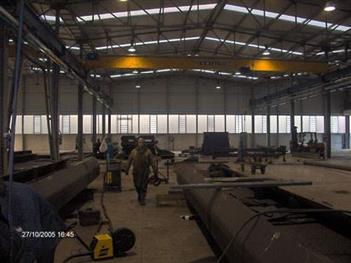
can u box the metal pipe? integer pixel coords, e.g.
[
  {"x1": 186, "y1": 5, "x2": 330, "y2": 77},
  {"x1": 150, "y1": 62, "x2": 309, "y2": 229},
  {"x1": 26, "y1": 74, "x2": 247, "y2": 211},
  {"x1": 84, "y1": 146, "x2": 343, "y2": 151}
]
[
  {"x1": 174, "y1": 162, "x2": 332, "y2": 263},
  {"x1": 30, "y1": 157, "x2": 99, "y2": 210}
]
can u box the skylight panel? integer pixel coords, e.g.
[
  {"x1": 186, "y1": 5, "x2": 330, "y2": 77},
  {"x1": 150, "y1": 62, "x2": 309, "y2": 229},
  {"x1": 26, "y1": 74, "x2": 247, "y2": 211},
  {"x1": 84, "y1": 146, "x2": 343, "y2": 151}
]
[
  {"x1": 307, "y1": 20, "x2": 327, "y2": 28},
  {"x1": 205, "y1": 37, "x2": 303, "y2": 56},
  {"x1": 251, "y1": 9, "x2": 278, "y2": 19},
  {"x1": 316, "y1": 49, "x2": 350, "y2": 56},
  {"x1": 224, "y1": 5, "x2": 248, "y2": 13},
  {"x1": 224, "y1": 4, "x2": 350, "y2": 32},
  {"x1": 95, "y1": 37, "x2": 200, "y2": 50},
  {"x1": 110, "y1": 74, "x2": 122, "y2": 78},
  {"x1": 279, "y1": 14, "x2": 306, "y2": 23},
  {"x1": 98, "y1": 13, "x2": 114, "y2": 20},
  {"x1": 156, "y1": 69, "x2": 173, "y2": 72},
  {"x1": 40, "y1": 15, "x2": 63, "y2": 23},
  {"x1": 218, "y1": 72, "x2": 232, "y2": 76},
  {"x1": 144, "y1": 40, "x2": 159, "y2": 45},
  {"x1": 90, "y1": 74, "x2": 101, "y2": 78},
  {"x1": 65, "y1": 46, "x2": 80, "y2": 50},
  {"x1": 205, "y1": 36, "x2": 220, "y2": 42},
  {"x1": 335, "y1": 25, "x2": 351, "y2": 31},
  {"x1": 95, "y1": 46, "x2": 108, "y2": 50},
  {"x1": 78, "y1": 4, "x2": 216, "y2": 22},
  {"x1": 120, "y1": 43, "x2": 131, "y2": 47}
]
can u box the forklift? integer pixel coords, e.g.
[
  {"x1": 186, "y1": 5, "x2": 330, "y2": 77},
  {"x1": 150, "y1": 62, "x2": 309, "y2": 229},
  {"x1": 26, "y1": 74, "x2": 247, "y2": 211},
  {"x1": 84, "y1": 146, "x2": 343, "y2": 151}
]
[{"x1": 290, "y1": 126, "x2": 325, "y2": 158}]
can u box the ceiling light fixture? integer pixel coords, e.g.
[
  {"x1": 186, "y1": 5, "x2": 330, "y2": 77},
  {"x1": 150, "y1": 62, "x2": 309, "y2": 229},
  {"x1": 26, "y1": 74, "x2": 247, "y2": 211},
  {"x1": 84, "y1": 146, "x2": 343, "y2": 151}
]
[
  {"x1": 135, "y1": 85, "x2": 141, "y2": 89},
  {"x1": 128, "y1": 45, "x2": 136, "y2": 52},
  {"x1": 216, "y1": 79, "x2": 221, "y2": 90},
  {"x1": 263, "y1": 46, "x2": 270, "y2": 56},
  {"x1": 324, "y1": 1, "x2": 336, "y2": 12}
]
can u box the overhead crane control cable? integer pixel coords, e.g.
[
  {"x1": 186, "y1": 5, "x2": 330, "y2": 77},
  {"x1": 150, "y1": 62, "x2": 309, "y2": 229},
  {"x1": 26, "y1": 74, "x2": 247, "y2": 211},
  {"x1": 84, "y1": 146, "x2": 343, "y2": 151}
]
[
  {"x1": 6, "y1": 0, "x2": 25, "y2": 262},
  {"x1": 216, "y1": 208, "x2": 351, "y2": 263}
]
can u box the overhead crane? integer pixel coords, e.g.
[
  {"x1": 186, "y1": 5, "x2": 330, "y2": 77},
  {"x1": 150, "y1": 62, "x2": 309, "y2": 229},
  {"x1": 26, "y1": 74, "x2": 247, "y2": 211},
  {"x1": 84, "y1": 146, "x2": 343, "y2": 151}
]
[{"x1": 84, "y1": 55, "x2": 330, "y2": 74}]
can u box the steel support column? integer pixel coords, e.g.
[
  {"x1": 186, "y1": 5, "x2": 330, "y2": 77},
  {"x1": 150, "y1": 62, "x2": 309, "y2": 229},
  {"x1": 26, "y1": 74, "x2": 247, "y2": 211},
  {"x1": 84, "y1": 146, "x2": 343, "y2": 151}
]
[
  {"x1": 290, "y1": 99, "x2": 295, "y2": 142},
  {"x1": 43, "y1": 70, "x2": 55, "y2": 158},
  {"x1": 345, "y1": 115, "x2": 350, "y2": 149},
  {"x1": 195, "y1": 79, "x2": 199, "y2": 147},
  {"x1": 77, "y1": 82, "x2": 84, "y2": 160},
  {"x1": 92, "y1": 96, "x2": 97, "y2": 149},
  {"x1": 77, "y1": 44, "x2": 84, "y2": 160},
  {"x1": 266, "y1": 105, "x2": 271, "y2": 147},
  {"x1": 21, "y1": 75, "x2": 25, "y2": 151},
  {"x1": 102, "y1": 105, "x2": 106, "y2": 138},
  {"x1": 251, "y1": 107, "x2": 255, "y2": 148},
  {"x1": 50, "y1": 63, "x2": 60, "y2": 160},
  {"x1": 108, "y1": 109, "x2": 111, "y2": 136},
  {"x1": 137, "y1": 88, "x2": 141, "y2": 134},
  {"x1": 324, "y1": 91, "x2": 332, "y2": 158},
  {"x1": 49, "y1": 9, "x2": 61, "y2": 161},
  {"x1": 223, "y1": 84, "x2": 227, "y2": 132},
  {"x1": 276, "y1": 105, "x2": 280, "y2": 146},
  {"x1": 251, "y1": 86, "x2": 255, "y2": 148},
  {"x1": 0, "y1": 23, "x2": 9, "y2": 175}
]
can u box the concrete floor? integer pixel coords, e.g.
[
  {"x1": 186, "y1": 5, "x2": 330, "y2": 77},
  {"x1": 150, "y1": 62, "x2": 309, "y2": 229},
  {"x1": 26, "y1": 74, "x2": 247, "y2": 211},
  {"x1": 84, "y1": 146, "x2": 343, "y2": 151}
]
[
  {"x1": 55, "y1": 152, "x2": 351, "y2": 262},
  {"x1": 210, "y1": 155, "x2": 351, "y2": 211},
  {"x1": 55, "y1": 163, "x2": 215, "y2": 263}
]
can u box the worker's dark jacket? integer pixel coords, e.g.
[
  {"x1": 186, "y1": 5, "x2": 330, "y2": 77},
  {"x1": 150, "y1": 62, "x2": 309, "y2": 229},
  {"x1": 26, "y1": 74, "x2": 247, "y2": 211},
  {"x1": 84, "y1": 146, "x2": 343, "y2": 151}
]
[
  {"x1": 0, "y1": 182, "x2": 66, "y2": 263},
  {"x1": 127, "y1": 147, "x2": 157, "y2": 176},
  {"x1": 126, "y1": 146, "x2": 157, "y2": 194}
]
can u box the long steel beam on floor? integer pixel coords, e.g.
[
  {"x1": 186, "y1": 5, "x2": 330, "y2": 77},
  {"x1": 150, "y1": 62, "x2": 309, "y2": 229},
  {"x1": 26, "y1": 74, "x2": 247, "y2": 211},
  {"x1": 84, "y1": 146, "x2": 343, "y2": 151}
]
[
  {"x1": 171, "y1": 180, "x2": 312, "y2": 190},
  {"x1": 85, "y1": 55, "x2": 329, "y2": 73}
]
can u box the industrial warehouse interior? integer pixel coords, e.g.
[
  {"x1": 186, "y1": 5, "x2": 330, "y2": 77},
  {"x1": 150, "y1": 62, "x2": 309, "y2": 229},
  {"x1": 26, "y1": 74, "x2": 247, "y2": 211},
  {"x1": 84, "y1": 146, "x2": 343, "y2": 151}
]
[{"x1": 1, "y1": 0, "x2": 351, "y2": 262}]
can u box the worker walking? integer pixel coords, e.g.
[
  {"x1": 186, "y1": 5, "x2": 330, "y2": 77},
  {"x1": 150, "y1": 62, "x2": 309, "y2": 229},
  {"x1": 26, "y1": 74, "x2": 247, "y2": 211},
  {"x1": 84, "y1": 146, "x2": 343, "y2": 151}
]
[{"x1": 126, "y1": 137, "x2": 158, "y2": 206}]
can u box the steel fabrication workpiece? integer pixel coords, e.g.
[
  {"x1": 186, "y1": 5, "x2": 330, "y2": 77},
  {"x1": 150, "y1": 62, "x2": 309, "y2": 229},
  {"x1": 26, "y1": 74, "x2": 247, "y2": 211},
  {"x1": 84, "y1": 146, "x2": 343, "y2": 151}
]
[
  {"x1": 30, "y1": 157, "x2": 100, "y2": 210},
  {"x1": 175, "y1": 161, "x2": 347, "y2": 263}
]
